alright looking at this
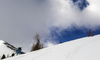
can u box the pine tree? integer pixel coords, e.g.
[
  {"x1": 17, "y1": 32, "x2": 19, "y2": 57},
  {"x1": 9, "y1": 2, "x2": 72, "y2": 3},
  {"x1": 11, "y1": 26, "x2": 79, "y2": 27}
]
[
  {"x1": 1, "y1": 54, "x2": 6, "y2": 59},
  {"x1": 88, "y1": 29, "x2": 94, "y2": 37},
  {"x1": 88, "y1": 29, "x2": 91, "y2": 36}
]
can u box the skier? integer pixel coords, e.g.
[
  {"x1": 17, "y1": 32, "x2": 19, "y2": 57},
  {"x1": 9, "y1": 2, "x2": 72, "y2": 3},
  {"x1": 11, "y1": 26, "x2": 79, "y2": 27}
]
[{"x1": 17, "y1": 47, "x2": 22, "y2": 55}]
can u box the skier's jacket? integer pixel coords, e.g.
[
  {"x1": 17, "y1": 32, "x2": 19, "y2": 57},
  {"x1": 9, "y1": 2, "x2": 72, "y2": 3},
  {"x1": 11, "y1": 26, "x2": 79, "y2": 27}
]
[{"x1": 17, "y1": 47, "x2": 22, "y2": 55}]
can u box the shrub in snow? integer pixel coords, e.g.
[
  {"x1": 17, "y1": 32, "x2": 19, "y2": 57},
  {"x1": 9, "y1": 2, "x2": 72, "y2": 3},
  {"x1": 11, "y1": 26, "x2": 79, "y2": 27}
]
[{"x1": 31, "y1": 34, "x2": 44, "y2": 52}]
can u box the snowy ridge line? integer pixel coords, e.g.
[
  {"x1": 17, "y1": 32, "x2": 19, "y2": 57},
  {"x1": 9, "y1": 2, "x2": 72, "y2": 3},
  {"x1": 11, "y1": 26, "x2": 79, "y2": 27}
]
[
  {"x1": 4, "y1": 46, "x2": 53, "y2": 60},
  {"x1": 4, "y1": 35, "x2": 100, "y2": 60},
  {"x1": 30, "y1": 48, "x2": 52, "y2": 60},
  {"x1": 26, "y1": 47, "x2": 52, "y2": 60}
]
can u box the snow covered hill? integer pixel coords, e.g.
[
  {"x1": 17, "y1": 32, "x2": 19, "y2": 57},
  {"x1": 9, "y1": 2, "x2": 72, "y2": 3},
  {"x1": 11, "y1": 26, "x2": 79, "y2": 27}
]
[
  {"x1": 0, "y1": 40, "x2": 16, "y2": 58},
  {"x1": 4, "y1": 35, "x2": 100, "y2": 60}
]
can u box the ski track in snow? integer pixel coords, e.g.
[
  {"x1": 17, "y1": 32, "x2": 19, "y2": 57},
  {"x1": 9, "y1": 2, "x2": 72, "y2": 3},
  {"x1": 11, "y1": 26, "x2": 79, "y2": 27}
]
[{"x1": 68, "y1": 37, "x2": 99, "y2": 60}]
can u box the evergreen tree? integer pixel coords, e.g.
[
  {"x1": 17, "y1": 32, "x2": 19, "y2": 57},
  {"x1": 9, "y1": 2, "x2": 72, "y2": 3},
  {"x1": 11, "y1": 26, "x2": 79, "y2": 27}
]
[
  {"x1": 88, "y1": 29, "x2": 94, "y2": 37},
  {"x1": 1, "y1": 54, "x2": 6, "y2": 59}
]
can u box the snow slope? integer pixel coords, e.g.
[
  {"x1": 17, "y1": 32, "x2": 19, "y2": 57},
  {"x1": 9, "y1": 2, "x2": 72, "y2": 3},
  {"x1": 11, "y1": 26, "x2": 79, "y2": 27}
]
[
  {"x1": 0, "y1": 40, "x2": 15, "y2": 57},
  {"x1": 5, "y1": 35, "x2": 100, "y2": 60}
]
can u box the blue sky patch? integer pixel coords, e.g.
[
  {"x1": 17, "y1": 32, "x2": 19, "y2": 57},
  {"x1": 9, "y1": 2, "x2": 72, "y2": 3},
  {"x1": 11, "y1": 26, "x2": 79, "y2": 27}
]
[
  {"x1": 72, "y1": 0, "x2": 89, "y2": 10},
  {"x1": 50, "y1": 27, "x2": 100, "y2": 43}
]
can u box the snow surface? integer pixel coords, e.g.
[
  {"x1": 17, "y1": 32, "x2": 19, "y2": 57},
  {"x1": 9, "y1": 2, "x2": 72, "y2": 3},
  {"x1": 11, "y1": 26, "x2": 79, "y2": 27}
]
[
  {"x1": 4, "y1": 35, "x2": 100, "y2": 60},
  {"x1": 0, "y1": 40, "x2": 15, "y2": 58}
]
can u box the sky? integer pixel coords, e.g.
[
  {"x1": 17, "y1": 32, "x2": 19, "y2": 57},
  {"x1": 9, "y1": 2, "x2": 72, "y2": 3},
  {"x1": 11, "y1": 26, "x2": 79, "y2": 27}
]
[{"x1": 0, "y1": 0, "x2": 100, "y2": 52}]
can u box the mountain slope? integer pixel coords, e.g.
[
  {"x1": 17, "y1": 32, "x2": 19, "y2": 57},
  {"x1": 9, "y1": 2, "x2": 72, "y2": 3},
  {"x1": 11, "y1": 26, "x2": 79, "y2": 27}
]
[
  {"x1": 0, "y1": 40, "x2": 16, "y2": 58},
  {"x1": 5, "y1": 35, "x2": 100, "y2": 60}
]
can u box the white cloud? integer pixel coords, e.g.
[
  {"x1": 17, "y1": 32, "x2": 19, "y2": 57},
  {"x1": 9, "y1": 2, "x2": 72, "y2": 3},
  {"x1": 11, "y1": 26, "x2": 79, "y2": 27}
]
[{"x1": 0, "y1": 0, "x2": 99, "y2": 52}]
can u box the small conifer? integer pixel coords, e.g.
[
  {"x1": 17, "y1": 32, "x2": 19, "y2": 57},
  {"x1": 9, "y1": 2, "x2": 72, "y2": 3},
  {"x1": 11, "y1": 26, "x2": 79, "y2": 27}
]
[{"x1": 1, "y1": 54, "x2": 6, "y2": 59}]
